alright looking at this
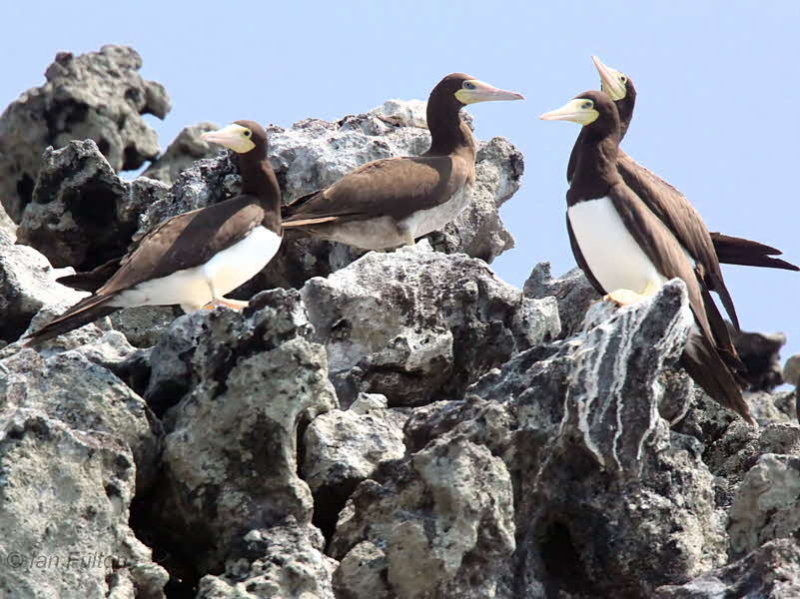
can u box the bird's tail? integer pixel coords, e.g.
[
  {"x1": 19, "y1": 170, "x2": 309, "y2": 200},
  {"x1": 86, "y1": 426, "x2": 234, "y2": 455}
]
[
  {"x1": 57, "y1": 257, "x2": 122, "y2": 292},
  {"x1": 711, "y1": 232, "x2": 799, "y2": 271},
  {"x1": 23, "y1": 295, "x2": 118, "y2": 346},
  {"x1": 681, "y1": 330, "x2": 753, "y2": 424}
]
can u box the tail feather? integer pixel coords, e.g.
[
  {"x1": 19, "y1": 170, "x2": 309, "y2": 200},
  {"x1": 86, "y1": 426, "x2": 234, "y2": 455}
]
[
  {"x1": 711, "y1": 232, "x2": 799, "y2": 271},
  {"x1": 23, "y1": 295, "x2": 118, "y2": 346},
  {"x1": 57, "y1": 257, "x2": 122, "y2": 292},
  {"x1": 282, "y1": 216, "x2": 340, "y2": 228},
  {"x1": 681, "y1": 331, "x2": 753, "y2": 424},
  {"x1": 281, "y1": 190, "x2": 321, "y2": 219}
]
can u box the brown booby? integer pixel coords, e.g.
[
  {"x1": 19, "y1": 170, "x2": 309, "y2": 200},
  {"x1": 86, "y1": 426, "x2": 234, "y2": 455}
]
[
  {"x1": 568, "y1": 57, "x2": 797, "y2": 322},
  {"x1": 24, "y1": 120, "x2": 281, "y2": 344},
  {"x1": 280, "y1": 73, "x2": 523, "y2": 249},
  {"x1": 541, "y1": 90, "x2": 752, "y2": 423}
]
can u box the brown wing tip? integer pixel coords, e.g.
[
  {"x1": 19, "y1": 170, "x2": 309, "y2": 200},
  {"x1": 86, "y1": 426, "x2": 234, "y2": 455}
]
[{"x1": 283, "y1": 216, "x2": 340, "y2": 227}]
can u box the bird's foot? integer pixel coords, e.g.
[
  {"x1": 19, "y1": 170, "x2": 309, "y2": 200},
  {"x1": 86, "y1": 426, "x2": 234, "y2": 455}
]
[
  {"x1": 203, "y1": 298, "x2": 249, "y2": 311},
  {"x1": 603, "y1": 288, "x2": 647, "y2": 307}
]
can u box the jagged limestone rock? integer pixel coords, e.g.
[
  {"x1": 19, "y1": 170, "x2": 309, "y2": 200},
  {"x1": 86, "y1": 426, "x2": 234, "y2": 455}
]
[
  {"x1": 149, "y1": 290, "x2": 338, "y2": 574},
  {"x1": 0, "y1": 336, "x2": 160, "y2": 491},
  {"x1": 655, "y1": 539, "x2": 800, "y2": 598},
  {"x1": 0, "y1": 227, "x2": 87, "y2": 343},
  {"x1": 196, "y1": 521, "x2": 337, "y2": 599},
  {"x1": 0, "y1": 45, "x2": 170, "y2": 221},
  {"x1": 523, "y1": 262, "x2": 600, "y2": 338},
  {"x1": 728, "y1": 453, "x2": 800, "y2": 557},
  {"x1": 330, "y1": 437, "x2": 515, "y2": 599},
  {"x1": 403, "y1": 281, "x2": 727, "y2": 597},
  {"x1": 142, "y1": 122, "x2": 219, "y2": 185},
  {"x1": 16, "y1": 139, "x2": 172, "y2": 272},
  {"x1": 0, "y1": 411, "x2": 168, "y2": 598},
  {"x1": 301, "y1": 393, "x2": 407, "y2": 537},
  {"x1": 300, "y1": 243, "x2": 560, "y2": 407}
]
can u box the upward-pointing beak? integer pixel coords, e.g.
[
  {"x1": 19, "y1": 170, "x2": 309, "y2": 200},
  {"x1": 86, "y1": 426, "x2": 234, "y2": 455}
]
[{"x1": 591, "y1": 55, "x2": 626, "y2": 101}]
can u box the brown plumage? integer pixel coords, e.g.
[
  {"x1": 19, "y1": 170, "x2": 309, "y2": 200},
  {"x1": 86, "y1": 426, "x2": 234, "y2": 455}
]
[
  {"x1": 281, "y1": 73, "x2": 523, "y2": 249},
  {"x1": 567, "y1": 59, "x2": 797, "y2": 330},
  {"x1": 25, "y1": 120, "x2": 281, "y2": 345},
  {"x1": 552, "y1": 90, "x2": 752, "y2": 423}
]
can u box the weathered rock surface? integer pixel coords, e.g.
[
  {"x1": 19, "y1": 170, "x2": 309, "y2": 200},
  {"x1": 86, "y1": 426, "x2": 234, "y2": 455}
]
[
  {"x1": 196, "y1": 521, "x2": 337, "y2": 599},
  {"x1": 0, "y1": 412, "x2": 168, "y2": 598},
  {"x1": 655, "y1": 539, "x2": 800, "y2": 598},
  {"x1": 3, "y1": 46, "x2": 799, "y2": 598},
  {"x1": 730, "y1": 325, "x2": 786, "y2": 391},
  {"x1": 301, "y1": 243, "x2": 560, "y2": 407},
  {"x1": 331, "y1": 437, "x2": 516, "y2": 599},
  {"x1": 142, "y1": 121, "x2": 219, "y2": 184},
  {"x1": 147, "y1": 290, "x2": 337, "y2": 575},
  {"x1": 524, "y1": 261, "x2": 600, "y2": 337},
  {"x1": 0, "y1": 45, "x2": 170, "y2": 221},
  {"x1": 0, "y1": 227, "x2": 86, "y2": 343}
]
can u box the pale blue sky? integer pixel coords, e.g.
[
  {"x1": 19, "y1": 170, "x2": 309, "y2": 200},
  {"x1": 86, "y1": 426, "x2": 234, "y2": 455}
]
[{"x1": 3, "y1": 1, "x2": 799, "y2": 361}]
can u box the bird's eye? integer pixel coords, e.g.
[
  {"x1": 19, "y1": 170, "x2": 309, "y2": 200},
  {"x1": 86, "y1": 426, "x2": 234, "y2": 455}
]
[
  {"x1": 463, "y1": 81, "x2": 476, "y2": 90},
  {"x1": 243, "y1": 130, "x2": 252, "y2": 137},
  {"x1": 581, "y1": 101, "x2": 593, "y2": 109},
  {"x1": 620, "y1": 76, "x2": 628, "y2": 84}
]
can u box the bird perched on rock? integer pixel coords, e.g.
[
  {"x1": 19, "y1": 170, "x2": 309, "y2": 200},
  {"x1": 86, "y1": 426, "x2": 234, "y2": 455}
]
[
  {"x1": 541, "y1": 90, "x2": 753, "y2": 423},
  {"x1": 24, "y1": 120, "x2": 281, "y2": 345},
  {"x1": 281, "y1": 73, "x2": 523, "y2": 249},
  {"x1": 568, "y1": 56, "x2": 797, "y2": 329}
]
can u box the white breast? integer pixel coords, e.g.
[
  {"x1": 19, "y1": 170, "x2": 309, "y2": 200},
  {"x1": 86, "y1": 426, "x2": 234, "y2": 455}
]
[
  {"x1": 111, "y1": 226, "x2": 282, "y2": 311},
  {"x1": 568, "y1": 197, "x2": 667, "y2": 294},
  {"x1": 402, "y1": 184, "x2": 472, "y2": 239}
]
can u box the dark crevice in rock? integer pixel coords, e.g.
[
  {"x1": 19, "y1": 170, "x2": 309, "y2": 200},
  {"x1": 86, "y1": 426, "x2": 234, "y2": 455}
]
[{"x1": 15, "y1": 172, "x2": 34, "y2": 216}]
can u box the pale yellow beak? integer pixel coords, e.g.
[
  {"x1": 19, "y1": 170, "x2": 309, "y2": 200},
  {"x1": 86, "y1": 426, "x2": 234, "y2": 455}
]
[
  {"x1": 456, "y1": 79, "x2": 525, "y2": 104},
  {"x1": 539, "y1": 99, "x2": 592, "y2": 123},
  {"x1": 591, "y1": 55, "x2": 627, "y2": 101},
  {"x1": 201, "y1": 123, "x2": 255, "y2": 153}
]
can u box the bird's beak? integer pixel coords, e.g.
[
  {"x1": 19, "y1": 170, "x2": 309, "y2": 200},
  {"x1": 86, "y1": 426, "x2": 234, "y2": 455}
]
[
  {"x1": 539, "y1": 99, "x2": 589, "y2": 123},
  {"x1": 201, "y1": 124, "x2": 246, "y2": 146},
  {"x1": 201, "y1": 123, "x2": 255, "y2": 153},
  {"x1": 456, "y1": 80, "x2": 525, "y2": 104},
  {"x1": 591, "y1": 55, "x2": 626, "y2": 101}
]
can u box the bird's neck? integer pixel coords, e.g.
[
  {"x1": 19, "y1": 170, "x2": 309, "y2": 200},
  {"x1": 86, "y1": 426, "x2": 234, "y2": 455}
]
[
  {"x1": 425, "y1": 105, "x2": 476, "y2": 158},
  {"x1": 239, "y1": 154, "x2": 282, "y2": 232},
  {"x1": 569, "y1": 130, "x2": 621, "y2": 203}
]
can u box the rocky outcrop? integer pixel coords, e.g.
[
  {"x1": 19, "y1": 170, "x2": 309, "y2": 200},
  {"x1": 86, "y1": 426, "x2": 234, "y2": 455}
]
[
  {"x1": 300, "y1": 243, "x2": 560, "y2": 407},
  {"x1": 2, "y1": 46, "x2": 799, "y2": 598},
  {"x1": 0, "y1": 45, "x2": 170, "y2": 221},
  {"x1": 142, "y1": 122, "x2": 219, "y2": 184}
]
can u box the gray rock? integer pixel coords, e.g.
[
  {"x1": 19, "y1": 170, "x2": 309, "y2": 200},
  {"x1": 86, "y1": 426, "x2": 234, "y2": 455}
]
[
  {"x1": 0, "y1": 45, "x2": 170, "y2": 221},
  {"x1": 142, "y1": 122, "x2": 219, "y2": 185},
  {"x1": 524, "y1": 262, "x2": 600, "y2": 338},
  {"x1": 655, "y1": 539, "x2": 800, "y2": 598},
  {"x1": 730, "y1": 326, "x2": 787, "y2": 391},
  {"x1": 405, "y1": 281, "x2": 728, "y2": 597},
  {"x1": 301, "y1": 243, "x2": 560, "y2": 407},
  {"x1": 0, "y1": 333, "x2": 160, "y2": 491},
  {"x1": 0, "y1": 227, "x2": 87, "y2": 343},
  {"x1": 196, "y1": 521, "x2": 337, "y2": 599},
  {"x1": 301, "y1": 393, "x2": 406, "y2": 537},
  {"x1": 0, "y1": 411, "x2": 168, "y2": 598},
  {"x1": 149, "y1": 289, "x2": 338, "y2": 573},
  {"x1": 729, "y1": 453, "x2": 800, "y2": 557},
  {"x1": 783, "y1": 354, "x2": 800, "y2": 387},
  {"x1": 330, "y1": 437, "x2": 515, "y2": 599},
  {"x1": 109, "y1": 306, "x2": 178, "y2": 348},
  {"x1": 0, "y1": 201, "x2": 15, "y2": 240},
  {"x1": 16, "y1": 140, "x2": 173, "y2": 273}
]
